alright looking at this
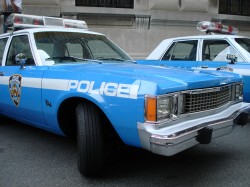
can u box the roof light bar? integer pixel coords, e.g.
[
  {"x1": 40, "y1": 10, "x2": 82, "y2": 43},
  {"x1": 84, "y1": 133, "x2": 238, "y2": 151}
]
[
  {"x1": 63, "y1": 19, "x2": 88, "y2": 29},
  {"x1": 196, "y1": 21, "x2": 238, "y2": 35},
  {"x1": 6, "y1": 13, "x2": 88, "y2": 30}
]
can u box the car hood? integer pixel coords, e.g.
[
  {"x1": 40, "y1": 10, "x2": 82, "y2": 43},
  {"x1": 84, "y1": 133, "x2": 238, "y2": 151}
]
[{"x1": 46, "y1": 63, "x2": 241, "y2": 95}]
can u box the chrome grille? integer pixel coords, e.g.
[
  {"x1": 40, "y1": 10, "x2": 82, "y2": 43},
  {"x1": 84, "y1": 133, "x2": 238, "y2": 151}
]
[{"x1": 183, "y1": 85, "x2": 231, "y2": 113}]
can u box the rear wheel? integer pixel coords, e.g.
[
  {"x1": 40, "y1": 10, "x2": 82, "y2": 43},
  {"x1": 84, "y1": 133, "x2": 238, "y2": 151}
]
[{"x1": 76, "y1": 102, "x2": 104, "y2": 177}]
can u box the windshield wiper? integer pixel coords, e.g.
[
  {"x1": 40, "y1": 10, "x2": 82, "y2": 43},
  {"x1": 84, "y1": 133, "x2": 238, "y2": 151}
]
[
  {"x1": 45, "y1": 57, "x2": 103, "y2": 64},
  {"x1": 71, "y1": 57, "x2": 103, "y2": 64},
  {"x1": 95, "y1": 57, "x2": 125, "y2": 61},
  {"x1": 95, "y1": 57, "x2": 136, "y2": 63}
]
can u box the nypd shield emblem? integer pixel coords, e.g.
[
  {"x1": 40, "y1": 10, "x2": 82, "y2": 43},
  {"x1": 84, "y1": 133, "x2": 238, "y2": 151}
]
[{"x1": 9, "y1": 74, "x2": 22, "y2": 107}]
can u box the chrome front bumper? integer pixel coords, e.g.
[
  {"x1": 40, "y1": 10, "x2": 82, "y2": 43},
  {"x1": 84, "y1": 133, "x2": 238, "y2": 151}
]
[{"x1": 138, "y1": 102, "x2": 250, "y2": 156}]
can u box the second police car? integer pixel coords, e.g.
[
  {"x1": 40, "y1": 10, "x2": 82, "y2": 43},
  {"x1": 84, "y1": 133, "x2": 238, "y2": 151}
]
[
  {"x1": 137, "y1": 21, "x2": 250, "y2": 102},
  {"x1": 0, "y1": 14, "x2": 250, "y2": 177}
]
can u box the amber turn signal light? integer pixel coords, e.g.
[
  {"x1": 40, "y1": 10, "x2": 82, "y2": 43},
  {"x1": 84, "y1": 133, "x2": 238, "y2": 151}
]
[{"x1": 145, "y1": 97, "x2": 157, "y2": 122}]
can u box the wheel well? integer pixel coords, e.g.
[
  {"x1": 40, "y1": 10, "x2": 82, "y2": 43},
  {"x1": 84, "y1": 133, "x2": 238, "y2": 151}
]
[{"x1": 57, "y1": 98, "x2": 122, "y2": 143}]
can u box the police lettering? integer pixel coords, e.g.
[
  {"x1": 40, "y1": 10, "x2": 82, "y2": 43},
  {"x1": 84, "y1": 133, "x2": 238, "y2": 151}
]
[{"x1": 68, "y1": 80, "x2": 139, "y2": 99}]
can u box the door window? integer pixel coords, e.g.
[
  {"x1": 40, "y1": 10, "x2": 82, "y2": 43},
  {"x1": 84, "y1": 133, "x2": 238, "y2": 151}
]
[
  {"x1": 0, "y1": 38, "x2": 8, "y2": 65},
  {"x1": 162, "y1": 40, "x2": 198, "y2": 61},
  {"x1": 202, "y1": 39, "x2": 244, "y2": 62},
  {"x1": 6, "y1": 35, "x2": 35, "y2": 66}
]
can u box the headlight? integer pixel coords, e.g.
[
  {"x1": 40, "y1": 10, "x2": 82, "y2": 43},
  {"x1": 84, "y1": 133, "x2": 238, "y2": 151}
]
[
  {"x1": 231, "y1": 83, "x2": 243, "y2": 101},
  {"x1": 235, "y1": 83, "x2": 243, "y2": 100},
  {"x1": 145, "y1": 93, "x2": 179, "y2": 122}
]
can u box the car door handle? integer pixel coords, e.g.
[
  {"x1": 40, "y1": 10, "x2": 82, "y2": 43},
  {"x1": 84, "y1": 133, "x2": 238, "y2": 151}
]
[{"x1": 0, "y1": 72, "x2": 5, "y2": 76}]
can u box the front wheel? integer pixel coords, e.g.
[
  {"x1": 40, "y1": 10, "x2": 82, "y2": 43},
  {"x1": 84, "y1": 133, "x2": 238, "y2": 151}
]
[{"x1": 76, "y1": 102, "x2": 104, "y2": 177}]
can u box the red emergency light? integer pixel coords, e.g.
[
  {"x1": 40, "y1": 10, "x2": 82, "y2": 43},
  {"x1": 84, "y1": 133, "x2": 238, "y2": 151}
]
[
  {"x1": 5, "y1": 14, "x2": 88, "y2": 30},
  {"x1": 196, "y1": 21, "x2": 238, "y2": 35}
]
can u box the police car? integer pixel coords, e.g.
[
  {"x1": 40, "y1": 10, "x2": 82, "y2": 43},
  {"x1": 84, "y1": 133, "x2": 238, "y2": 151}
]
[
  {"x1": 138, "y1": 21, "x2": 250, "y2": 102},
  {"x1": 0, "y1": 14, "x2": 250, "y2": 177}
]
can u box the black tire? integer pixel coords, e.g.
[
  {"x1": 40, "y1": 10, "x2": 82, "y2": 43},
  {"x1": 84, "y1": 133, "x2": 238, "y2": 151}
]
[{"x1": 76, "y1": 102, "x2": 104, "y2": 177}]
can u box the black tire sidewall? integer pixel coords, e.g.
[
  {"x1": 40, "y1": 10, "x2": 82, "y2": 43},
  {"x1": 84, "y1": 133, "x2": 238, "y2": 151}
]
[{"x1": 76, "y1": 102, "x2": 104, "y2": 177}]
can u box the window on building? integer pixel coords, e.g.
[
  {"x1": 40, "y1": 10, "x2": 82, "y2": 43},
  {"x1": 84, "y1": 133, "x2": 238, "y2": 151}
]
[
  {"x1": 75, "y1": 0, "x2": 134, "y2": 8},
  {"x1": 219, "y1": 0, "x2": 250, "y2": 16}
]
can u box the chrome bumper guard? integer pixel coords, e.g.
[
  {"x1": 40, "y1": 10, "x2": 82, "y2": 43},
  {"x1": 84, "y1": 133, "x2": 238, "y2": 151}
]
[{"x1": 138, "y1": 102, "x2": 250, "y2": 156}]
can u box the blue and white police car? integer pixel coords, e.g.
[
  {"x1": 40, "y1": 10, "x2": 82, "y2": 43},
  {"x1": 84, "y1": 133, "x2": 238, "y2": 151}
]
[
  {"x1": 0, "y1": 15, "x2": 250, "y2": 177},
  {"x1": 138, "y1": 21, "x2": 250, "y2": 102}
]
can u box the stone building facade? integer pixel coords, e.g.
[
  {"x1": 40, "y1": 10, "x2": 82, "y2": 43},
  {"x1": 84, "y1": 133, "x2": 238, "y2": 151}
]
[{"x1": 3, "y1": 0, "x2": 250, "y2": 59}]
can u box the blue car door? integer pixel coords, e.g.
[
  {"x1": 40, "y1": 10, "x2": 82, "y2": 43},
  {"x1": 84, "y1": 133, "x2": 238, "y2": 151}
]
[{"x1": 0, "y1": 34, "x2": 47, "y2": 126}]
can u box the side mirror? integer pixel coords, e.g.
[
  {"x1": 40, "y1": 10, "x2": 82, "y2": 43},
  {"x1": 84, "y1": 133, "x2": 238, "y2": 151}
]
[
  {"x1": 15, "y1": 53, "x2": 27, "y2": 69},
  {"x1": 226, "y1": 54, "x2": 237, "y2": 64}
]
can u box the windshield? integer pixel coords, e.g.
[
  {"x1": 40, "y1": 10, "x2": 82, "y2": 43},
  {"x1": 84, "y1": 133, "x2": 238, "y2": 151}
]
[
  {"x1": 34, "y1": 31, "x2": 133, "y2": 65},
  {"x1": 234, "y1": 38, "x2": 250, "y2": 53}
]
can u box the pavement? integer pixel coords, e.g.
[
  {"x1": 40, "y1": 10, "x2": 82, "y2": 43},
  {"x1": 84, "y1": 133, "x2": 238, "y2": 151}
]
[{"x1": 1, "y1": 117, "x2": 250, "y2": 187}]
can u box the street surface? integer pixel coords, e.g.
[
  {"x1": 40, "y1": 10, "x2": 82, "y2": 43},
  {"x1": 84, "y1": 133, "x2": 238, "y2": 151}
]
[{"x1": 1, "y1": 117, "x2": 250, "y2": 187}]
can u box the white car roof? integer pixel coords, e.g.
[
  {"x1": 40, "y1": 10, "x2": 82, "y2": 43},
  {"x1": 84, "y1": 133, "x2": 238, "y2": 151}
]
[
  {"x1": 1, "y1": 27, "x2": 104, "y2": 37},
  {"x1": 163, "y1": 34, "x2": 248, "y2": 41}
]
